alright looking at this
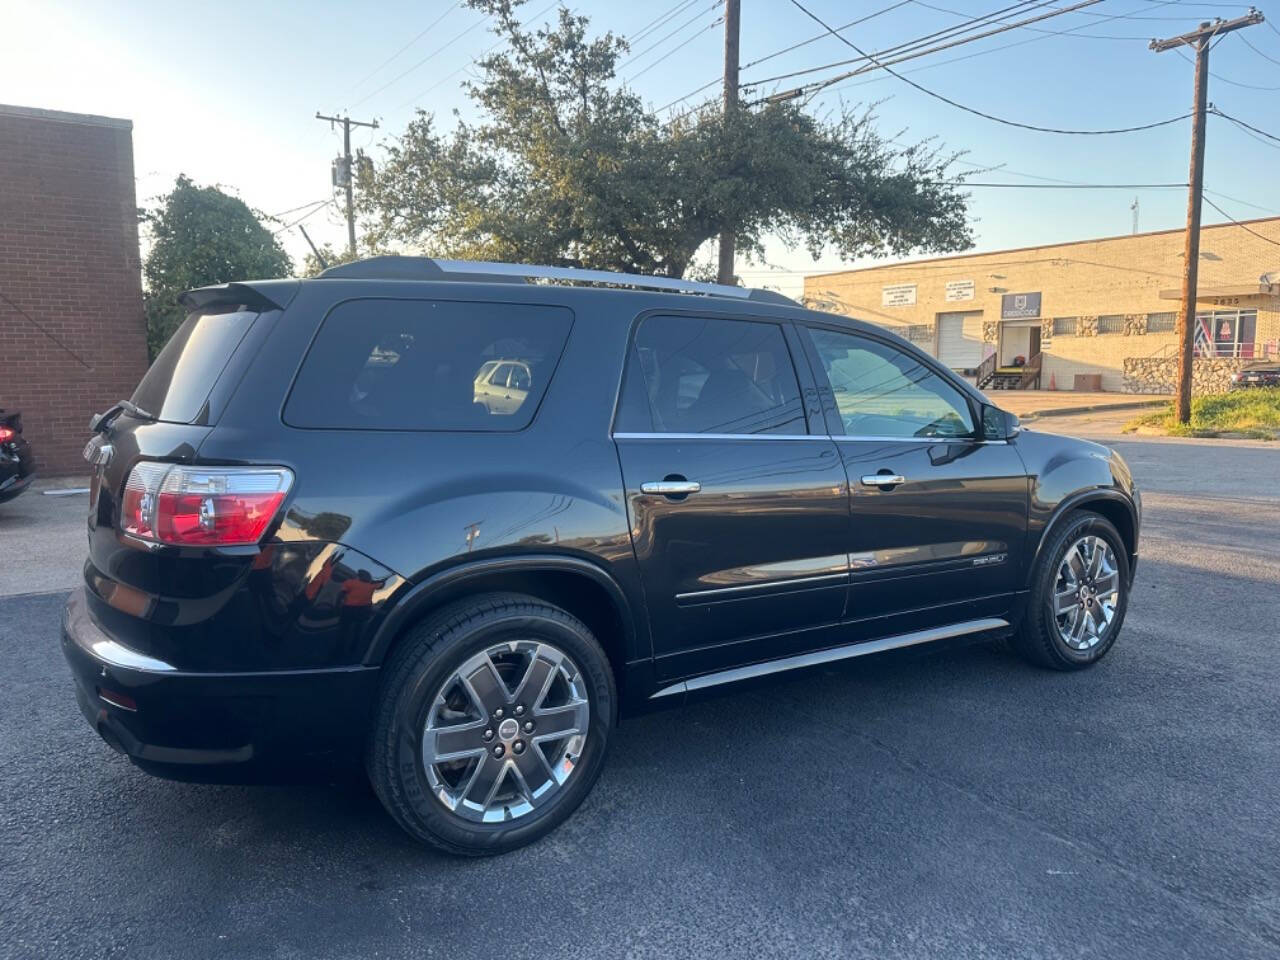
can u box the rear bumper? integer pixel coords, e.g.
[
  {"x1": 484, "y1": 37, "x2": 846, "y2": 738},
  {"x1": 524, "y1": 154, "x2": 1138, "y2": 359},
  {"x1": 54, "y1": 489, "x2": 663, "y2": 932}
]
[
  {"x1": 61, "y1": 587, "x2": 380, "y2": 780},
  {"x1": 0, "y1": 469, "x2": 34, "y2": 502}
]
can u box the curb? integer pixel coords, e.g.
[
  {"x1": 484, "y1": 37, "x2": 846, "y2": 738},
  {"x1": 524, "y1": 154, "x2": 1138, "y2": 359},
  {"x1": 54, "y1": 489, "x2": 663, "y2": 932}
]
[{"x1": 1020, "y1": 399, "x2": 1168, "y2": 421}]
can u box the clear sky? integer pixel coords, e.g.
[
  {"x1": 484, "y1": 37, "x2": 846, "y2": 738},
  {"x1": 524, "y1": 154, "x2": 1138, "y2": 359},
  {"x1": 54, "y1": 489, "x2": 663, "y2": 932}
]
[{"x1": 6, "y1": 0, "x2": 1279, "y2": 296}]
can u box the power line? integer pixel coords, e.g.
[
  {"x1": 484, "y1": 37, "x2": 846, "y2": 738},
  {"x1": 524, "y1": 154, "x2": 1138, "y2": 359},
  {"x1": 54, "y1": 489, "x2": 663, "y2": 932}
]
[
  {"x1": 272, "y1": 199, "x2": 337, "y2": 236},
  {"x1": 746, "y1": 0, "x2": 1055, "y2": 88},
  {"x1": 401, "y1": 0, "x2": 562, "y2": 108},
  {"x1": 1211, "y1": 107, "x2": 1280, "y2": 145},
  {"x1": 632, "y1": 0, "x2": 701, "y2": 44},
  {"x1": 268, "y1": 198, "x2": 332, "y2": 219},
  {"x1": 0, "y1": 288, "x2": 94, "y2": 370},
  {"x1": 656, "y1": 0, "x2": 915, "y2": 113},
  {"x1": 784, "y1": 0, "x2": 1194, "y2": 134},
  {"x1": 1174, "y1": 45, "x2": 1280, "y2": 89},
  {"x1": 346, "y1": 1, "x2": 463, "y2": 98},
  {"x1": 909, "y1": 0, "x2": 1153, "y2": 40},
  {"x1": 1202, "y1": 195, "x2": 1280, "y2": 246},
  {"x1": 813, "y1": 0, "x2": 1187, "y2": 100},
  {"x1": 950, "y1": 180, "x2": 1189, "y2": 187},
  {"x1": 628, "y1": 14, "x2": 724, "y2": 81},
  {"x1": 619, "y1": 1, "x2": 722, "y2": 70},
  {"x1": 349, "y1": 11, "x2": 492, "y2": 108},
  {"x1": 1237, "y1": 31, "x2": 1280, "y2": 65},
  {"x1": 1203, "y1": 188, "x2": 1280, "y2": 215}
]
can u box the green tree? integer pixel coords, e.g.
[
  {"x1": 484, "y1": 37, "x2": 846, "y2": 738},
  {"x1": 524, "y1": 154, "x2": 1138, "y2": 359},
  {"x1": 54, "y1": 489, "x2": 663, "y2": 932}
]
[
  {"x1": 142, "y1": 175, "x2": 292, "y2": 358},
  {"x1": 358, "y1": 0, "x2": 972, "y2": 278}
]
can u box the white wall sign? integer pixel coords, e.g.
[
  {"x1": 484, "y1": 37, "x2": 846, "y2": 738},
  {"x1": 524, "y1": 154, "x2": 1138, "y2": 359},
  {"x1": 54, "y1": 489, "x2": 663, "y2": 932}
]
[
  {"x1": 881, "y1": 284, "x2": 917, "y2": 307},
  {"x1": 945, "y1": 279, "x2": 975, "y2": 302}
]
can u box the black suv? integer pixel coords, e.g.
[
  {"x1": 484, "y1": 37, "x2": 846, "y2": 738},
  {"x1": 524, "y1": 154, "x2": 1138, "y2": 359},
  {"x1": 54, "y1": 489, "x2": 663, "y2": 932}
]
[{"x1": 64, "y1": 257, "x2": 1140, "y2": 855}]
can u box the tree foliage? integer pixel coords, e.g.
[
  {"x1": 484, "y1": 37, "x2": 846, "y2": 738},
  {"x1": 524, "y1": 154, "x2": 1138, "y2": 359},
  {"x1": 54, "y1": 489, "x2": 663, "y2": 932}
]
[
  {"x1": 358, "y1": 0, "x2": 972, "y2": 278},
  {"x1": 142, "y1": 175, "x2": 292, "y2": 357}
]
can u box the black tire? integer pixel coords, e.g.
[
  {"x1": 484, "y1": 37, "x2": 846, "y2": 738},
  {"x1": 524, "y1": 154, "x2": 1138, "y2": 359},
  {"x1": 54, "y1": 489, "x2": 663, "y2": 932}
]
[
  {"x1": 1011, "y1": 511, "x2": 1130, "y2": 671},
  {"x1": 367, "y1": 592, "x2": 615, "y2": 855}
]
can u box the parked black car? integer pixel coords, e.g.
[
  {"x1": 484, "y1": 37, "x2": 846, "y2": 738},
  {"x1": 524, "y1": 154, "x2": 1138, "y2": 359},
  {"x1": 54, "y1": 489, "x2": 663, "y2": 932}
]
[
  {"x1": 1230, "y1": 361, "x2": 1280, "y2": 389},
  {"x1": 64, "y1": 258, "x2": 1140, "y2": 855},
  {"x1": 0, "y1": 408, "x2": 36, "y2": 503}
]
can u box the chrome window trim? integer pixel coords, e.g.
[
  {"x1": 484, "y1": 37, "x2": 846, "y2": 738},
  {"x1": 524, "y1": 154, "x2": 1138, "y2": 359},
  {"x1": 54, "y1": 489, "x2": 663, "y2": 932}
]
[
  {"x1": 675, "y1": 571, "x2": 849, "y2": 602},
  {"x1": 612, "y1": 432, "x2": 1007, "y2": 444},
  {"x1": 650, "y1": 617, "x2": 1010, "y2": 699},
  {"x1": 613, "y1": 432, "x2": 817, "y2": 441}
]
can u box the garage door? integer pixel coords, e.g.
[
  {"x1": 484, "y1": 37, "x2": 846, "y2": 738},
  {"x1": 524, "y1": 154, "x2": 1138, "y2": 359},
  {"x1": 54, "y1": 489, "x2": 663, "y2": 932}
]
[{"x1": 937, "y1": 312, "x2": 984, "y2": 372}]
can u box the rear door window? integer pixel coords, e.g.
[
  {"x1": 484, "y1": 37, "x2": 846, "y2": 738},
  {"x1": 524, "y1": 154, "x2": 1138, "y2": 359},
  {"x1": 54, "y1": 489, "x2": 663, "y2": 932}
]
[
  {"x1": 285, "y1": 298, "x2": 573, "y2": 431},
  {"x1": 614, "y1": 314, "x2": 807, "y2": 435},
  {"x1": 132, "y1": 308, "x2": 259, "y2": 423}
]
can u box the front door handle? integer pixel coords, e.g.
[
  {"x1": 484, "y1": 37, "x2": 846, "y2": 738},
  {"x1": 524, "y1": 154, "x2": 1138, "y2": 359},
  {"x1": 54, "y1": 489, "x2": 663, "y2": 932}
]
[
  {"x1": 860, "y1": 474, "x2": 906, "y2": 488},
  {"x1": 641, "y1": 480, "x2": 701, "y2": 496}
]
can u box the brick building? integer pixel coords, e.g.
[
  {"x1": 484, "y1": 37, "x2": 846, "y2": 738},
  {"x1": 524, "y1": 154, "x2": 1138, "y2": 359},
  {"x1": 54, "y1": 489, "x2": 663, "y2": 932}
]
[
  {"x1": 0, "y1": 104, "x2": 148, "y2": 476},
  {"x1": 804, "y1": 218, "x2": 1280, "y2": 394}
]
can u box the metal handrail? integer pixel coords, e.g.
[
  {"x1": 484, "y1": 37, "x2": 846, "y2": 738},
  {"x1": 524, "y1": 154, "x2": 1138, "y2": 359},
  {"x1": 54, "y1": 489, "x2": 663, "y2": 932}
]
[
  {"x1": 976, "y1": 352, "x2": 997, "y2": 389},
  {"x1": 1018, "y1": 352, "x2": 1043, "y2": 390}
]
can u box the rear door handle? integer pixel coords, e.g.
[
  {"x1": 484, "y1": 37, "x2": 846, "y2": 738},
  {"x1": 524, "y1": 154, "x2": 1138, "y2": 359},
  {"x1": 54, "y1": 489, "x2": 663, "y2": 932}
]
[
  {"x1": 641, "y1": 480, "x2": 701, "y2": 495},
  {"x1": 860, "y1": 474, "x2": 906, "y2": 488}
]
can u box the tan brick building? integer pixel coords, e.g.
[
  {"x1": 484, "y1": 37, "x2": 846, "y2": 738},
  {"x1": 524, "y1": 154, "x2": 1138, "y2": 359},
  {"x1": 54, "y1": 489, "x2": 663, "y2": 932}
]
[
  {"x1": 0, "y1": 104, "x2": 148, "y2": 475},
  {"x1": 804, "y1": 218, "x2": 1280, "y2": 394}
]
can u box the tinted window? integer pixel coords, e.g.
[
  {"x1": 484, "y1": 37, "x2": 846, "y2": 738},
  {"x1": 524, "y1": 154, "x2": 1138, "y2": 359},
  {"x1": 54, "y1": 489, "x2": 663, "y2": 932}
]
[
  {"x1": 808, "y1": 327, "x2": 976, "y2": 439},
  {"x1": 286, "y1": 299, "x2": 572, "y2": 431},
  {"x1": 615, "y1": 315, "x2": 806, "y2": 436},
  {"x1": 133, "y1": 308, "x2": 259, "y2": 424}
]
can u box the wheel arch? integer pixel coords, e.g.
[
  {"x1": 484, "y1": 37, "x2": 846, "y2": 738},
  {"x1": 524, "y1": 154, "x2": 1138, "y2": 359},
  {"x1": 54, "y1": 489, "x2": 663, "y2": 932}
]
[
  {"x1": 1027, "y1": 491, "x2": 1138, "y2": 589},
  {"x1": 364, "y1": 555, "x2": 641, "y2": 696}
]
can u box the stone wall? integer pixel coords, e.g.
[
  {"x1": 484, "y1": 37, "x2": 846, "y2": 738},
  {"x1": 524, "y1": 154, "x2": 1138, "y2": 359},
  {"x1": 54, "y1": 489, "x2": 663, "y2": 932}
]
[{"x1": 1122, "y1": 356, "x2": 1253, "y2": 394}]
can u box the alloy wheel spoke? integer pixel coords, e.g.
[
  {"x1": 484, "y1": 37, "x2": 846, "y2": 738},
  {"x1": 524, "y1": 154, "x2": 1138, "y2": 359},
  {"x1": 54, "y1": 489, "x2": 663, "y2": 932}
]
[
  {"x1": 513, "y1": 744, "x2": 555, "y2": 800},
  {"x1": 1094, "y1": 570, "x2": 1120, "y2": 601},
  {"x1": 1088, "y1": 600, "x2": 1110, "y2": 631},
  {"x1": 1086, "y1": 538, "x2": 1106, "y2": 580},
  {"x1": 1069, "y1": 607, "x2": 1091, "y2": 647},
  {"x1": 461, "y1": 654, "x2": 509, "y2": 716},
  {"x1": 512, "y1": 651, "x2": 556, "y2": 709},
  {"x1": 532, "y1": 699, "x2": 587, "y2": 740},
  {"x1": 425, "y1": 720, "x2": 487, "y2": 762},
  {"x1": 1067, "y1": 543, "x2": 1089, "y2": 582},
  {"x1": 462, "y1": 754, "x2": 508, "y2": 808},
  {"x1": 1054, "y1": 587, "x2": 1078, "y2": 615}
]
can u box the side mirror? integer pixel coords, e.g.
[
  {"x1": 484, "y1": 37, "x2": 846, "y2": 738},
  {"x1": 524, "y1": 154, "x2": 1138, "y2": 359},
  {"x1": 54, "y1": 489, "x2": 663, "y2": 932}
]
[{"x1": 981, "y1": 403, "x2": 1020, "y2": 440}]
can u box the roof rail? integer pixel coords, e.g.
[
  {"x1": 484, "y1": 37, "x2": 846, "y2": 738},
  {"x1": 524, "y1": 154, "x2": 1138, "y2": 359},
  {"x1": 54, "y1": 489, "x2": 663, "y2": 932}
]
[{"x1": 316, "y1": 255, "x2": 798, "y2": 306}]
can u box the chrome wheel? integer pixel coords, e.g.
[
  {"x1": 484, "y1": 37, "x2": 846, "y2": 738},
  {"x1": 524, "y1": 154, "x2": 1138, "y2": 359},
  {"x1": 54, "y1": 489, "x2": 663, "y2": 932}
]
[
  {"x1": 1052, "y1": 535, "x2": 1121, "y2": 651},
  {"x1": 421, "y1": 640, "x2": 590, "y2": 823}
]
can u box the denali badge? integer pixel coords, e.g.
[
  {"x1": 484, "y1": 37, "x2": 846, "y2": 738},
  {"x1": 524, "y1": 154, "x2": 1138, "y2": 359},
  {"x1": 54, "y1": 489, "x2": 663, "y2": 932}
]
[{"x1": 972, "y1": 553, "x2": 1007, "y2": 567}]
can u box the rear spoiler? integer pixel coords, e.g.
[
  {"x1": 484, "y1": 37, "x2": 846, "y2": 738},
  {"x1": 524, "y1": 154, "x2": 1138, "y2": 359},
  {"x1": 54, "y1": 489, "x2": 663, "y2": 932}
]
[{"x1": 178, "y1": 279, "x2": 299, "y2": 313}]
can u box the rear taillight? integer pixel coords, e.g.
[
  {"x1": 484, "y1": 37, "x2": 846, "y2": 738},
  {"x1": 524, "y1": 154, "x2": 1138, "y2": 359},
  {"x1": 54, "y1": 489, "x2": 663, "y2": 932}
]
[
  {"x1": 120, "y1": 462, "x2": 293, "y2": 546},
  {"x1": 0, "y1": 426, "x2": 15, "y2": 443}
]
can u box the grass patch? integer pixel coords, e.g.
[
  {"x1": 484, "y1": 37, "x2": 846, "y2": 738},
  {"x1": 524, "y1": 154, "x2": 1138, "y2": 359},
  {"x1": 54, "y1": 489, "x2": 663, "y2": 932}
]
[{"x1": 1125, "y1": 386, "x2": 1280, "y2": 439}]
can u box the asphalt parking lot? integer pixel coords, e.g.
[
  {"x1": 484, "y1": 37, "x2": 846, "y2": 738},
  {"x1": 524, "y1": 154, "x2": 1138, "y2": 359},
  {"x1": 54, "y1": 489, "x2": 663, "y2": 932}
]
[{"x1": 3, "y1": 430, "x2": 1279, "y2": 960}]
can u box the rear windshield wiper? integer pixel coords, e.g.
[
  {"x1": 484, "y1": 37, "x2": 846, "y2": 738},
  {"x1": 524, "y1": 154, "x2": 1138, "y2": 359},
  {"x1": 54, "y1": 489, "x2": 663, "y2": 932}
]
[{"x1": 89, "y1": 399, "x2": 155, "y2": 434}]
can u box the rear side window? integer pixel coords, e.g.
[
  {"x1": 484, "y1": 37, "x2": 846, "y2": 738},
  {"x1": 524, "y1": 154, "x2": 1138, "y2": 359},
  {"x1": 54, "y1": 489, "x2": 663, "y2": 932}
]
[
  {"x1": 285, "y1": 299, "x2": 573, "y2": 431},
  {"x1": 615, "y1": 315, "x2": 806, "y2": 435},
  {"x1": 133, "y1": 308, "x2": 259, "y2": 423}
]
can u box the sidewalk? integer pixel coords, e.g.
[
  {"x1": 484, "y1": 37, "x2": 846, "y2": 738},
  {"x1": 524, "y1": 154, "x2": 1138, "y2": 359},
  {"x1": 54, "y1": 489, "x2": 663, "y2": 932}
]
[{"x1": 988, "y1": 390, "x2": 1167, "y2": 420}]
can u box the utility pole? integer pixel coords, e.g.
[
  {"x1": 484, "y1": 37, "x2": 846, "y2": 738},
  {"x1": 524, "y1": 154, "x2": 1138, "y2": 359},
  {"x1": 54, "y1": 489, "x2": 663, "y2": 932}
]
[
  {"x1": 315, "y1": 112, "x2": 379, "y2": 259},
  {"x1": 1150, "y1": 10, "x2": 1263, "y2": 423},
  {"x1": 1130, "y1": 197, "x2": 1139, "y2": 235},
  {"x1": 717, "y1": 0, "x2": 741, "y2": 286}
]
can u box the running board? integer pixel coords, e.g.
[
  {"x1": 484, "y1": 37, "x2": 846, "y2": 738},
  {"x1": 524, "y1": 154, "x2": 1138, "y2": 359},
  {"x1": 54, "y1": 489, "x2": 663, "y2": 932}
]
[{"x1": 649, "y1": 617, "x2": 1010, "y2": 699}]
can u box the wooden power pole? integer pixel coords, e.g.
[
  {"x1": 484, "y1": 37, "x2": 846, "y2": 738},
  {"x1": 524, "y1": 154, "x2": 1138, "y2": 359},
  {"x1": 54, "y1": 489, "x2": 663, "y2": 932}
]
[
  {"x1": 315, "y1": 112, "x2": 379, "y2": 259},
  {"x1": 1150, "y1": 11, "x2": 1263, "y2": 423},
  {"x1": 717, "y1": 0, "x2": 741, "y2": 286}
]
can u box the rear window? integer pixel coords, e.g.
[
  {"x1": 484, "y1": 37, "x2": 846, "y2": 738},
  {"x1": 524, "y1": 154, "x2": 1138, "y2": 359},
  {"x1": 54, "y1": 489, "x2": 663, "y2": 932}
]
[
  {"x1": 132, "y1": 308, "x2": 259, "y2": 423},
  {"x1": 285, "y1": 298, "x2": 573, "y2": 431}
]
